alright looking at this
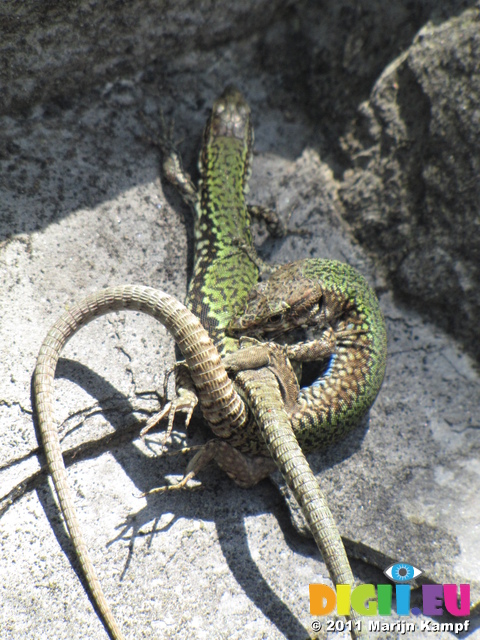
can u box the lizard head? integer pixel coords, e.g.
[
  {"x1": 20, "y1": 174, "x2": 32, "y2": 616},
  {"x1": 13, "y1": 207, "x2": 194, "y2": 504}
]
[
  {"x1": 228, "y1": 262, "x2": 339, "y2": 340},
  {"x1": 204, "y1": 85, "x2": 252, "y2": 145}
]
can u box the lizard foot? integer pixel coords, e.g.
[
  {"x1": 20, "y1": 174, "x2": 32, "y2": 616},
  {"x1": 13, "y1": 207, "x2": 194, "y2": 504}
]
[
  {"x1": 142, "y1": 440, "x2": 218, "y2": 494},
  {"x1": 143, "y1": 470, "x2": 201, "y2": 494},
  {"x1": 248, "y1": 204, "x2": 310, "y2": 239},
  {"x1": 334, "y1": 326, "x2": 368, "y2": 348},
  {"x1": 143, "y1": 440, "x2": 277, "y2": 495},
  {"x1": 140, "y1": 389, "x2": 198, "y2": 443}
]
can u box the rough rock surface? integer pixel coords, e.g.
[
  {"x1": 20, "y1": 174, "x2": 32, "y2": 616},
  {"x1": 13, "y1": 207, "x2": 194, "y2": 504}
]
[
  {"x1": 1, "y1": 2, "x2": 479, "y2": 639},
  {"x1": 0, "y1": 0, "x2": 285, "y2": 115},
  {"x1": 339, "y1": 7, "x2": 480, "y2": 360}
]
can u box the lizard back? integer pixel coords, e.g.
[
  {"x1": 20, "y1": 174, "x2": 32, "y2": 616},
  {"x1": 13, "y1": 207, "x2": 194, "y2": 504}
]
[
  {"x1": 293, "y1": 259, "x2": 387, "y2": 449},
  {"x1": 186, "y1": 87, "x2": 258, "y2": 353}
]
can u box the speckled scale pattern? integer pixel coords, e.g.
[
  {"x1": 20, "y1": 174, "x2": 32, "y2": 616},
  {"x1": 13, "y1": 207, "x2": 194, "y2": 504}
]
[
  {"x1": 229, "y1": 258, "x2": 388, "y2": 452},
  {"x1": 185, "y1": 89, "x2": 258, "y2": 352}
]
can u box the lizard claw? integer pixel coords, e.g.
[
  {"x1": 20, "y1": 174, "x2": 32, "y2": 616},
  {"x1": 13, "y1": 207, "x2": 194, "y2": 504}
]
[
  {"x1": 142, "y1": 471, "x2": 201, "y2": 495},
  {"x1": 140, "y1": 389, "x2": 198, "y2": 443}
]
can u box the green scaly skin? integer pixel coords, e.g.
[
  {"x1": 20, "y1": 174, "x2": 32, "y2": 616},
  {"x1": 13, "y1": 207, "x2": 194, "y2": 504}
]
[
  {"x1": 158, "y1": 86, "x2": 258, "y2": 354},
  {"x1": 227, "y1": 258, "x2": 388, "y2": 451},
  {"x1": 186, "y1": 88, "x2": 258, "y2": 352}
]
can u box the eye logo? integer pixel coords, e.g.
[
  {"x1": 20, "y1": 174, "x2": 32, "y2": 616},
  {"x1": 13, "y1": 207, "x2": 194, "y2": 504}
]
[{"x1": 384, "y1": 562, "x2": 422, "y2": 583}]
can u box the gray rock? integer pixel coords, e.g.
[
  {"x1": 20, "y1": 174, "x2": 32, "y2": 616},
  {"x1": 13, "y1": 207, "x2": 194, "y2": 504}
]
[
  {"x1": 339, "y1": 7, "x2": 480, "y2": 360},
  {"x1": 0, "y1": 0, "x2": 285, "y2": 115}
]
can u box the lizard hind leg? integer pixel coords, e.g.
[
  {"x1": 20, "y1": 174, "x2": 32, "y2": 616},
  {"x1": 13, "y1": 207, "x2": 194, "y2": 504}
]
[
  {"x1": 145, "y1": 440, "x2": 276, "y2": 494},
  {"x1": 209, "y1": 441, "x2": 277, "y2": 488}
]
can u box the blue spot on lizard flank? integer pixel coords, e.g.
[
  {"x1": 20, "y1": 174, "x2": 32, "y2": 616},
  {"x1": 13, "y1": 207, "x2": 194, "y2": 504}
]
[{"x1": 311, "y1": 354, "x2": 336, "y2": 388}]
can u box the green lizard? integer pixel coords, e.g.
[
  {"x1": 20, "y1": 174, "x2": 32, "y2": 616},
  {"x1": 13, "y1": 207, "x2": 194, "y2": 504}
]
[
  {"x1": 33, "y1": 88, "x2": 371, "y2": 639},
  {"x1": 221, "y1": 259, "x2": 387, "y2": 640}
]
